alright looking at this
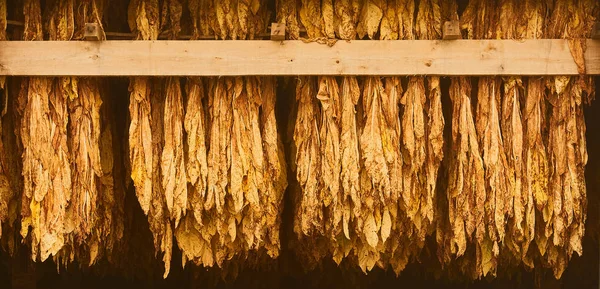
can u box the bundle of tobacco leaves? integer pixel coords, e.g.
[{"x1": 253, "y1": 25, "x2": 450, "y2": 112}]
[
  {"x1": 131, "y1": 0, "x2": 287, "y2": 278},
  {"x1": 12, "y1": 0, "x2": 124, "y2": 268},
  {"x1": 18, "y1": 0, "x2": 73, "y2": 263},
  {"x1": 283, "y1": 0, "x2": 446, "y2": 275},
  {"x1": 541, "y1": 0, "x2": 597, "y2": 278}
]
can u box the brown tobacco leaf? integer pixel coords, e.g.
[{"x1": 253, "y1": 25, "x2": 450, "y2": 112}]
[
  {"x1": 162, "y1": 77, "x2": 187, "y2": 227},
  {"x1": 357, "y1": 0, "x2": 385, "y2": 39},
  {"x1": 149, "y1": 79, "x2": 172, "y2": 278},
  {"x1": 447, "y1": 77, "x2": 485, "y2": 258},
  {"x1": 18, "y1": 0, "x2": 73, "y2": 262},
  {"x1": 231, "y1": 77, "x2": 265, "y2": 253},
  {"x1": 46, "y1": 0, "x2": 74, "y2": 41},
  {"x1": 359, "y1": 77, "x2": 392, "y2": 254},
  {"x1": 299, "y1": 0, "x2": 325, "y2": 38},
  {"x1": 206, "y1": 78, "x2": 232, "y2": 214},
  {"x1": 382, "y1": 77, "x2": 409, "y2": 274},
  {"x1": 400, "y1": 77, "x2": 426, "y2": 236},
  {"x1": 539, "y1": 0, "x2": 595, "y2": 278},
  {"x1": 339, "y1": 77, "x2": 361, "y2": 240},
  {"x1": 129, "y1": 78, "x2": 172, "y2": 278},
  {"x1": 317, "y1": 76, "x2": 341, "y2": 235},
  {"x1": 502, "y1": 77, "x2": 526, "y2": 258},
  {"x1": 425, "y1": 76, "x2": 444, "y2": 234},
  {"x1": 23, "y1": 0, "x2": 43, "y2": 41},
  {"x1": 187, "y1": 0, "x2": 202, "y2": 39},
  {"x1": 67, "y1": 78, "x2": 103, "y2": 242},
  {"x1": 474, "y1": 77, "x2": 506, "y2": 276},
  {"x1": 322, "y1": 0, "x2": 335, "y2": 38},
  {"x1": 231, "y1": 77, "x2": 264, "y2": 215},
  {"x1": 544, "y1": 74, "x2": 590, "y2": 278},
  {"x1": 19, "y1": 77, "x2": 70, "y2": 262},
  {"x1": 260, "y1": 77, "x2": 288, "y2": 257},
  {"x1": 380, "y1": 0, "x2": 398, "y2": 40},
  {"x1": 177, "y1": 77, "x2": 286, "y2": 269},
  {"x1": 161, "y1": 0, "x2": 182, "y2": 39},
  {"x1": 460, "y1": 0, "x2": 498, "y2": 40},
  {"x1": 334, "y1": 0, "x2": 359, "y2": 40},
  {"x1": 276, "y1": 0, "x2": 300, "y2": 39},
  {"x1": 293, "y1": 77, "x2": 322, "y2": 236},
  {"x1": 415, "y1": 0, "x2": 441, "y2": 40},
  {"x1": 522, "y1": 0, "x2": 545, "y2": 39},
  {"x1": 128, "y1": 0, "x2": 160, "y2": 40},
  {"x1": 397, "y1": 0, "x2": 415, "y2": 40},
  {"x1": 382, "y1": 77, "x2": 403, "y2": 205},
  {"x1": 184, "y1": 77, "x2": 208, "y2": 225},
  {"x1": 523, "y1": 77, "x2": 548, "y2": 266},
  {"x1": 129, "y1": 77, "x2": 153, "y2": 215}
]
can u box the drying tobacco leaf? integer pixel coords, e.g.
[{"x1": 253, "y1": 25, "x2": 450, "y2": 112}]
[
  {"x1": 66, "y1": 77, "x2": 103, "y2": 259},
  {"x1": 339, "y1": 77, "x2": 361, "y2": 243},
  {"x1": 184, "y1": 77, "x2": 208, "y2": 225},
  {"x1": 399, "y1": 0, "x2": 442, "y2": 247},
  {"x1": 178, "y1": 76, "x2": 286, "y2": 270},
  {"x1": 19, "y1": 0, "x2": 73, "y2": 263},
  {"x1": 474, "y1": 76, "x2": 506, "y2": 277},
  {"x1": 317, "y1": 76, "x2": 341, "y2": 238},
  {"x1": 379, "y1": 0, "x2": 397, "y2": 40},
  {"x1": 400, "y1": 77, "x2": 426, "y2": 237},
  {"x1": 259, "y1": 77, "x2": 288, "y2": 258},
  {"x1": 162, "y1": 77, "x2": 187, "y2": 227},
  {"x1": 425, "y1": 76, "x2": 444, "y2": 238},
  {"x1": 397, "y1": 0, "x2": 415, "y2": 40},
  {"x1": 333, "y1": 0, "x2": 359, "y2": 40},
  {"x1": 276, "y1": 0, "x2": 300, "y2": 39},
  {"x1": 293, "y1": 76, "x2": 322, "y2": 236},
  {"x1": 447, "y1": 77, "x2": 485, "y2": 258},
  {"x1": 129, "y1": 77, "x2": 153, "y2": 215},
  {"x1": 523, "y1": 77, "x2": 548, "y2": 268},
  {"x1": 359, "y1": 77, "x2": 391, "y2": 248},
  {"x1": 356, "y1": 0, "x2": 384, "y2": 39},
  {"x1": 541, "y1": 0, "x2": 596, "y2": 278},
  {"x1": 128, "y1": 0, "x2": 160, "y2": 40},
  {"x1": 299, "y1": 0, "x2": 325, "y2": 38}
]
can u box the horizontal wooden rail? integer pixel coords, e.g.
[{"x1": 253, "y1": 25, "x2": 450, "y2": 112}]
[{"x1": 0, "y1": 40, "x2": 598, "y2": 76}]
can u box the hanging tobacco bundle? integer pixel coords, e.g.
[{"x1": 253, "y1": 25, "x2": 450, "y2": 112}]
[
  {"x1": 18, "y1": 0, "x2": 72, "y2": 263},
  {"x1": 13, "y1": 0, "x2": 125, "y2": 267},
  {"x1": 174, "y1": 1, "x2": 286, "y2": 278},
  {"x1": 541, "y1": 0, "x2": 597, "y2": 278},
  {"x1": 128, "y1": 0, "x2": 183, "y2": 277},
  {"x1": 285, "y1": 0, "x2": 446, "y2": 274},
  {"x1": 404, "y1": 0, "x2": 443, "y2": 246}
]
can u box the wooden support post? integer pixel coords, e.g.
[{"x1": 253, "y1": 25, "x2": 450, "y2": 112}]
[
  {"x1": 271, "y1": 23, "x2": 286, "y2": 41},
  {"x1": 443, "y1": 21, "x2": 461, "y2": 40},
  {"x1": 84, "y1": 23, "x2": 101, "y2": 41},
  {"x1": 592, "y1": 22, "x2": 600, "y2": 39}
]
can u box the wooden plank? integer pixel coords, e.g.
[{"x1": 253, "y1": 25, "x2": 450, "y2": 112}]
[{"x1": 0, "y1": 40, "x2": 598, "y2": 76}]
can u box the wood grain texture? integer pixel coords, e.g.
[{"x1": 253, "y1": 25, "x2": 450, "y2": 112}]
[{"x1": 0, "y1": 40, "x2": 598, "y2": 76}]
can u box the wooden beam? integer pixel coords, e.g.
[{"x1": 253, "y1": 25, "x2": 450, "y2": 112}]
[{"x1": 0, "y1": 40, "x2": 598, "y2": 76}]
